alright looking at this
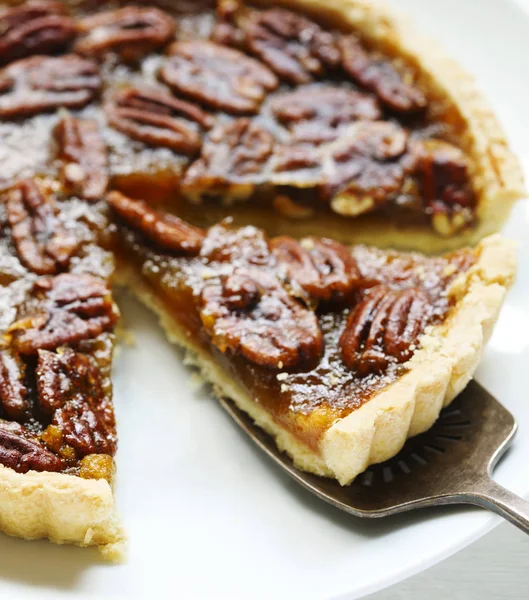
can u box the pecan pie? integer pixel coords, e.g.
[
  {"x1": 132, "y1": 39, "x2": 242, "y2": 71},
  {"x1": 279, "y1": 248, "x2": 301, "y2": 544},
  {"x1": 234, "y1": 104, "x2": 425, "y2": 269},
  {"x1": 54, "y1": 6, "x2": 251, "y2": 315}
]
[
  {"x1": 0, "y1": 0, "x2": 520, "y2": 561},
  {"x1": 0, "y1": 0, "x2": 524, "y2": 251}
]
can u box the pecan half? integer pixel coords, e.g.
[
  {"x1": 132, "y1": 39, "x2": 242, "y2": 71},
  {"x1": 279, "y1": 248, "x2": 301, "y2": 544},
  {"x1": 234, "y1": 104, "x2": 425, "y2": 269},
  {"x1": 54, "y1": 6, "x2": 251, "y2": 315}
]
[
  {"x1": 6, "y1": 178, "x2": 79, "y2": 275},
  {"x1": 160, "y1": 40, "x2": 278, "y2": 114},
  {"x1": 198, "y1": 222, "x2": 323, "y2": 369},
  {"x1": 271, "y1": 236, "x2": 360, "y2": 303},
  {"x1": 0, "y1": 54, "x2": 101, "y2": 119},
  {"x1": 416, "y1": 139, "x2": 475, "y2": 235},
  {"x1": 321, "y1": 121, "x2": 413, "y2": 215},
  {"x1": 0, "y1": 421, "x2": 65, "y2": 473},
  {"x1": 37, "y1": 348, "x2": 117, "y2": 458},
  {"x1": 0, "y1": 350, "x2": 28, "y2": 421},
  {"x1": 184, "y1": 119, "x2": 274, "y2": 196},
  {"x1": 200, "y1": 267, "x2": 323, "y2": 369},
  {"x1": 74, "y1": 6, "x2": 176, "y2": 61},
  {"x1": 105, "y1": 87, "x2": 212, "y2": 154},
  {"x1": 8, "y1": 273, "x2": 119, "y2": 356},
  {"x1": 340, "y1": 36, "x2": 427, "y2": 114},
  {"x1": 270, "y1": 86, "x2": 381, "y2": 144},
  {"x1": 340, "y1": 286, "x2": 429, "y2": 375},
  {"x1": 0, "y1": 1, "x2": 77, "y2": 66},
  {"x1": 54, "y1": 115, "x2": 109, "y2": 202},
  {"x1": 241, "y1": 8, "x2": 340, "y2": 84},
  {"x1": 200, "y1": 223, "x2": 271, "y2": 266},
  {"x1": 107, "y1": 191, "x2": 205, "y2": 254}
]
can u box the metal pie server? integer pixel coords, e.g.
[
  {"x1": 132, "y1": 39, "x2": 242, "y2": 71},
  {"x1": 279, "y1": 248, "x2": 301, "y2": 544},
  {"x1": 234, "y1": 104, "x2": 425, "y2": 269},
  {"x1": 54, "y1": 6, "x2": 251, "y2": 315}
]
[{"x1": 220, "y1": 380, "x2": 529, "y2": 534}]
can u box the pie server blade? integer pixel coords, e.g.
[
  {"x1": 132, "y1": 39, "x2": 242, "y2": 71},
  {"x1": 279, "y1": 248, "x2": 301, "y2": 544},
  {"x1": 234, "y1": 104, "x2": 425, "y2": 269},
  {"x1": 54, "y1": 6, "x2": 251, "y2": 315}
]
[{"x1": 219, "y1": 380, "x2": 529, "y2": 534}]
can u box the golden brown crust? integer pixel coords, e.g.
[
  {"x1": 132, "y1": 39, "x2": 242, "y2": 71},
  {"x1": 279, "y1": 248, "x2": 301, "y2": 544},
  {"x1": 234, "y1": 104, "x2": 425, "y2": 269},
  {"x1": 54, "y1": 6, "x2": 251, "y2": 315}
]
[
  {"x1": 0, "y1": 465, "x2": 125, "y2": 560},
  {"x1": 250, "y1": 0, "x2": 526, "y2": 251},
  {"x1": 117, "y1": 234, "x2": 516, "y2": 486}
]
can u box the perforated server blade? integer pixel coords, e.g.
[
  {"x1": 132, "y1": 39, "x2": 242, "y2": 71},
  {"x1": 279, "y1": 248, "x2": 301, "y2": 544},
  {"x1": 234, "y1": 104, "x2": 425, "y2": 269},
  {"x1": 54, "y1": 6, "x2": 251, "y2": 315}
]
[{"x1": 220, "y1": 380, "x2": 529, "y2": 534}]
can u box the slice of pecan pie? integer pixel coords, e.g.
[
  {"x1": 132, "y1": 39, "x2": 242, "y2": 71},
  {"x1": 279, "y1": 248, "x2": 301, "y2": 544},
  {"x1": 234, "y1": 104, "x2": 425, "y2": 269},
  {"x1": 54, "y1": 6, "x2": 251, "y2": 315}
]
[
  {"x1": 0, "y1": 176, "x2": 123, "y2": 558},
  {"x1": 108, "y1": 192, "x2": 516, "y2": 486}
]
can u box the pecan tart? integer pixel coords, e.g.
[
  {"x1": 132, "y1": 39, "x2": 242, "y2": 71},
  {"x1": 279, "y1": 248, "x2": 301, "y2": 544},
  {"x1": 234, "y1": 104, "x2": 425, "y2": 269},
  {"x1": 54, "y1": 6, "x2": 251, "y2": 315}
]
[
  {"x1": 0, "y1": 0, "x2": 520, "y2": 560},
  {"x1": 0, "y1": 0, "x2": 524, "y2": 252}
]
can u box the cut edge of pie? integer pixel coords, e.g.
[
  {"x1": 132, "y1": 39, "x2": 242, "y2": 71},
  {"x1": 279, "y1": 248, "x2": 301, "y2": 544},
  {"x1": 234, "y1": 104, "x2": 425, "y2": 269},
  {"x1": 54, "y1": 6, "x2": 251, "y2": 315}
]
[
  {"x1": 115, "y1": 233, "x2": 516, "y2": 486},
  {"x1": 242, "y1": 0, "x2": 526, "y2": 252},
  {"x1": 0, "y1": 464, "x2": 124, "y2": 560}
]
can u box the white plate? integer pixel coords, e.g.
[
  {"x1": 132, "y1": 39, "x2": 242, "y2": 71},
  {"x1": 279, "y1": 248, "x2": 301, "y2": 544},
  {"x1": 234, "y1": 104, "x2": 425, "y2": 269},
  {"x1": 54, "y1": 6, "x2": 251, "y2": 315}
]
[{"x1": 1, "y1": 1, "x2": 529, "y2": 599}]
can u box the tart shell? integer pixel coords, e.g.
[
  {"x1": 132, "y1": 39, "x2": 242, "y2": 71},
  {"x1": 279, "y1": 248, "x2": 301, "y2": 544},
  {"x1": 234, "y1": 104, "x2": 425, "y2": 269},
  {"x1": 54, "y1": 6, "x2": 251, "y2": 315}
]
[{"x1": 117, "y1": 234, "x2": 516, "y2": 486}]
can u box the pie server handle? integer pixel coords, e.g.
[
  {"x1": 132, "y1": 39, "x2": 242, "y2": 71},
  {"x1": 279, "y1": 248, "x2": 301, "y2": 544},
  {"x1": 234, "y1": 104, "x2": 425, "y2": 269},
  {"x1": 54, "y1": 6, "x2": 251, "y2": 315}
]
[{"x1": 455, "y1": 478, "x2": 529, "y2": 535}]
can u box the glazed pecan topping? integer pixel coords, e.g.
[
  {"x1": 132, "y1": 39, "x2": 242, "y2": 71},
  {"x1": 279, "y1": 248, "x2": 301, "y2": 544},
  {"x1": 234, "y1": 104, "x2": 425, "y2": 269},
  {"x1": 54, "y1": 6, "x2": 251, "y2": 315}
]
[
  {"x1": 340, "y1": 286, "x2": 429, "y2": 375},
  {"x1": 105, "y1": 87, "x2": 212, "y2": 154},
  {"x1": 0, "y1": 1, "x2": 77, "y2": 66},
  {"x1": 74, "y1": 6, "x2": 176, "y2": 61},
  {"x1": 8, "y1": 273, "x2": 118, "y2": 356},
  {"x1": 107, "y1": 191, "x2": 205, "y2": 254},
  {"x1": 212, "y1": 0, "x2": 246, "y2": 47},
  {"x1": 185, "y1": 119, "x2": 274, "y2": 193},
  {"x1": 199, "y1": 223, "x2": 323, "y2": 369},
  {"x1": 37, "y1": 348, "x2": 117, "y2": 458},
  {"x1": 201, "y1": 268, "x2": 323, "y2": 369},
  {"x1": 0, "y1": 350, "x2": 28, "y2": 421},
  {"x1": 0, "y1": 54, "x2": 101, "y2": 119},
  {"x1": 0, "y1": 421, "x2": 65, "y2": 473},
  {"x1": 270, "y1": 86, "x2": 381, "y2": 144},
  {"x1": 271, "y1": 236, "x2": 360, "y2": 303},
  {"x1": 200, "y1": 223, "x2": 271, "y2": 266},
  {"x1": 416, "y1": 139, "x2": 475, "y2": 235},
  {"x1": 54, "y1": 115, "x2": 109, "y2": 202},
  {"x1": 160, "y1": 40, "x2": 278, "y2": 114},
  {"x1": 5, "y1": 179, "x2": 78, "y2": 275},
  {"x1": 340, "y1": 36, "x2": 427, "y2": 114},
  {"x1": 320, "y1": 121, "x2": 413, "y2": 215},
  {"x1": 242, "y1": 8, "x2": 341, "y2": 84}
]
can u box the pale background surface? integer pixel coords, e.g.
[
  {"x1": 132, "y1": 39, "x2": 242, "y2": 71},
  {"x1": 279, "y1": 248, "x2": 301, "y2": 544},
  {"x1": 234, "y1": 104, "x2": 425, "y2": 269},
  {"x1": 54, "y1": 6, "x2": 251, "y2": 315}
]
[
  {"x1": 367, "y1": 0, "x2": 529, "y2": 596},
  {"x1": 365, "y1": 524, "x2": 529, "y2": 599}
]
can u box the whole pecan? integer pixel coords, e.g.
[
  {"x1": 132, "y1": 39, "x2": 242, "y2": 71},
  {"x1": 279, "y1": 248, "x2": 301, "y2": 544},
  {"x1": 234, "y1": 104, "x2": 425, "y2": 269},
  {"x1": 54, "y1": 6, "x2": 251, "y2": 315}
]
[
  {"x1": 200, "y1": 266, "x2": 323, "y2": 369},
  {"x1": 340, "y1": 36, "x2": 427, "y2": 114},
  {"x1": 107, "y1": 191, "x2": 205, "y2": 254},
  {"x1": 160, "y1": 40, "x2": 278, "y2": 114},
  {"x1": 8, "y1": 273, "x2": 119, "y2": 356},
  {"x1": 415, "y1": 139, "x2": 475, "y2": 235},
  {"x1": 270, "y1": 86, "x2": 381, "y2": 144},
  {"x1": 37, "y1": 348, "x2": 117, "y2": 458},
  {"x1": 340, "y1": 285, "x2": 429, "y2": 375},
  {"x1": 0, "y1": 1, "x2": 77, "y2": 66},
  {"x1": 0, "y1": 350, "x2": 28, "y2": 421},
  {"x1": 0, "y1": 54, "x2": 101, "y2": 119},
  {"x1": 241, "y1": 8, "x2": 341, "y2": 84},
  {"x1": 184, "y1": 119, "x2": 274, "y2": 196},
  {"x1": 105, "y1": 87, "x2": 212, "y2": 154},
  {"x1": 54, "y1": 115, "x2": 109, "y2": 202},
  {"x1": 271, "y1": 236, "x2": 360, "y2": 303},
  {"x1": 6, "y1": 178, "x2": 79, "y2": 275},
  {"x1": 0, "y1": 421, "x2": 65, "y2": 473},
  {"x1": 74, "y1": 7, "x2": 176, "y2": 61}
]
